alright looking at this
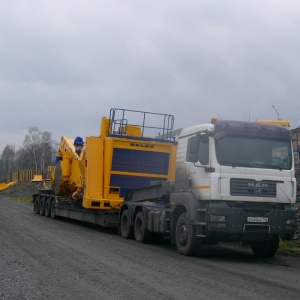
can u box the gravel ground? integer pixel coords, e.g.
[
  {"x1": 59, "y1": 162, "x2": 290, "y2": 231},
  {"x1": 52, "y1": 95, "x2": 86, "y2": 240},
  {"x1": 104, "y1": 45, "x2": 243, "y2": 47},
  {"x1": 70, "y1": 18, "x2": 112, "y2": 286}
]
[
  {"x1": 0, "y1": 181, "x2": 44, "y2": 200},
  {"x1": 2, "y1": 181, "x2": 300, "y2": 238},
  {"x1": 1, "y1": 196, "x2": 300, "y2": 300}
]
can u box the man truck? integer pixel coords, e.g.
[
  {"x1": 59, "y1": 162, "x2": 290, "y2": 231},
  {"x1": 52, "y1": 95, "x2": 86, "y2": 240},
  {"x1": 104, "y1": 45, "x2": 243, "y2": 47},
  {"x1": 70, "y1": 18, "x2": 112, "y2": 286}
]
[{"x1": 33, "y1": 108, "x2": 297, "y2": 257}]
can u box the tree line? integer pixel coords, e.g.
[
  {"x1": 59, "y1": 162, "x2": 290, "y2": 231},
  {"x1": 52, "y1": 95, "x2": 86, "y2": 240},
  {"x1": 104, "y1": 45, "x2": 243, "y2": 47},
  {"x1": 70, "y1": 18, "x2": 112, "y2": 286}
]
[{"x1": 0, "y1": 127, "x2": 59, "y2": 181}]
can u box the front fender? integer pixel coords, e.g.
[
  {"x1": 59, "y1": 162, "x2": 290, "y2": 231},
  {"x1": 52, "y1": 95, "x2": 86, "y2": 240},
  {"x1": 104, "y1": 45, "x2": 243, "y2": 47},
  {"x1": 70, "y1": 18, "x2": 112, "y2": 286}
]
[{"x1": 170, "y1": 192, "x2": 201, "y2": 223}]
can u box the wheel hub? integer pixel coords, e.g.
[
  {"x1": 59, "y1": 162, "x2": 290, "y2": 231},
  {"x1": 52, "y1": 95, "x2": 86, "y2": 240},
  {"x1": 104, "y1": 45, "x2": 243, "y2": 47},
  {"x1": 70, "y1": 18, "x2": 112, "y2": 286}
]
[{"x1": 178, "y1": 224, "x2": 188, "y2": 246}]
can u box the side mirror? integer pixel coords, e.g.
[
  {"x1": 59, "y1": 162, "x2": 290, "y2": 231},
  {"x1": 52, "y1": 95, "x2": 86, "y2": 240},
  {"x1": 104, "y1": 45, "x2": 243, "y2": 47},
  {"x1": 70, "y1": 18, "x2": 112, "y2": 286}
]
[
  {"x1": 186, "y1": 135, "x2": 200, "y2": 162},
  {"x1": 214, "y1": 131, "x2": 226, "y2": 141},
  {"x1": 200, "y1": 135, "x2": 209, "y2": 144},
  {"x1": 199, "y1": 134, "x2": 209, "y2": 165}
]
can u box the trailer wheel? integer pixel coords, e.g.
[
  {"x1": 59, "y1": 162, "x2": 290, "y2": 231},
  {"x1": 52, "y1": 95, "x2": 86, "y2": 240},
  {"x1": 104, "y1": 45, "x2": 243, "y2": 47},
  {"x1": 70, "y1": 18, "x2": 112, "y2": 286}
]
[
  {"x1": 134, "y1": 211, "x2": 151, "y2": 243},
  {"x1": 250, "y1": 235, "x2": 280, "y2": 258},
  {"x1": 44, "y1": 197, "x2": 52, "y2": 217},
  {"x1": 34, "y1": 196, "x2": 40, "y2": 214},
  {"x1": 175, "y1": 212, "x2": 200, "y2": 256},
  {"x1": 120, "y1": 209, "x2": 134, "y2": 239},
  {"x1": 39, "y1": 196, "x2": 46, "y2": 216},
  {"x1": 50, "y1": 198, "x2": 57, "y2": 219}
]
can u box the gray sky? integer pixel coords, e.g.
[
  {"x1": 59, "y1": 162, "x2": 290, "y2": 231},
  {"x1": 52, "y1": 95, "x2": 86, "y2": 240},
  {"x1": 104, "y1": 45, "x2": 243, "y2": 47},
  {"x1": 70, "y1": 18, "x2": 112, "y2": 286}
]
[{"x1": 1, "y1": 0, "x2": 300, "y2": 153}]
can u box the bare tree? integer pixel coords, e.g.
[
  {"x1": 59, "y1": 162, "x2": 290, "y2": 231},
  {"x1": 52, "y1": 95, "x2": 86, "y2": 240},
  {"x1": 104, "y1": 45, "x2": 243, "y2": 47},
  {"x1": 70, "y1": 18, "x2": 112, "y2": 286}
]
[
  {"x1": 0, "y1": 127, "x2": 58, "y2": 180},
  {"x1": 15, "y1": 147, "x2": 32, "y2": 170},
  {"x1": 40, "y1": 131, "x2": 57, "y2": 170},
  {"x1": 0, "y1": 145, "x2": 16, "y2": 180},
  {"x1": 22, "y1": 127, "x2": 58, "y2": 170},
  {"x1": 23, "y1": 127, "x2": 41, "y2": 170}
]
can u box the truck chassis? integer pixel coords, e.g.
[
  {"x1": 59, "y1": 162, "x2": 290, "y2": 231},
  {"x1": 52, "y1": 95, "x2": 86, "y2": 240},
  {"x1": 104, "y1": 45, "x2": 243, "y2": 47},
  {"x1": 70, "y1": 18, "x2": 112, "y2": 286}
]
[
  {"x1": 119, "y1": 182, "x2": 297, "y2": 257},
  {"x1": 33, "y1": 182, "x2": 296, "y2": 258}
]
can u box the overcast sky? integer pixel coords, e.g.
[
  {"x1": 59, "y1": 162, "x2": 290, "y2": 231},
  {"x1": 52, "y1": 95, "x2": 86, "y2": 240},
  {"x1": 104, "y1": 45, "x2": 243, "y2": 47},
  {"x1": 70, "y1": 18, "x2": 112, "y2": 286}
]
[{"x1": 1, "y1": 0, "x2": 300, "y2": 153}]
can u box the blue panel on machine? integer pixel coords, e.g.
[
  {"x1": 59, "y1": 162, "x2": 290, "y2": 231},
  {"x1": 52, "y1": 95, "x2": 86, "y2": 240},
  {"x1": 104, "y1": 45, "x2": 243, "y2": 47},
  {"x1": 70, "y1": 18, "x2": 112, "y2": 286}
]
[
  {"x1": 112, "y1": 148, "x2": 170, "y2": 175},
  {"x1": 110, "y1": 174, "x2": 166, "y2": 197}
]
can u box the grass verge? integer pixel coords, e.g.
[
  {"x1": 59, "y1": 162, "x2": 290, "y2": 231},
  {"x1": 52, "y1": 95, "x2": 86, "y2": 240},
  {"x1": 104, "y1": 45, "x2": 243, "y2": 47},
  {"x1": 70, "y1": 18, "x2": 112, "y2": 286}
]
[
  {"x1": 278, "y1": 239, "x2": 300, "y2": 256},
  {"x1": 4, "y1": 195, "x2": 33, "y2": 205}
]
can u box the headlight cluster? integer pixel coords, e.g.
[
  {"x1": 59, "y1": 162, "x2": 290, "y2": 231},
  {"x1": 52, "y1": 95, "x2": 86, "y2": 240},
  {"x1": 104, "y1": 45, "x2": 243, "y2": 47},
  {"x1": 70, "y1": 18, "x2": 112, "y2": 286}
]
[
  {"x1": 210, "y1": 215, "x2": 226, "y2": 228},
  {"x1": 285, "y1": 218, "x2": 297, "y2": 231}
]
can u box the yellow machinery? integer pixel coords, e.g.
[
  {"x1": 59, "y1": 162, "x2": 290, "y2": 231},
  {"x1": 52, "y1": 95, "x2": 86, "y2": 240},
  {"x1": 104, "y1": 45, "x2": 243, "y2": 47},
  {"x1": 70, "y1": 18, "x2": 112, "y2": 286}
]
[
  {"x1": 52, "y1": 136, "x2": 86, "y2": 197},
  {"x1": 0, "y1": 181, "x2": 17, "y2": 192},
  {"x1": 51, "y1": 108, "x2": 177, "y2": 210},
  {"x1": 256, "y1": 119, "x2": 290, "y2": 128}
]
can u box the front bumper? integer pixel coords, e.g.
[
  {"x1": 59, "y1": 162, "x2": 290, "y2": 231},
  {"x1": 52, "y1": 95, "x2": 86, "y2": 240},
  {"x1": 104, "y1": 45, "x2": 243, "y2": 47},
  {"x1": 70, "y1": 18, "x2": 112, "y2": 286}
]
[{"x1": 206, "y1": 201, "x2": 297, "y2": 239}]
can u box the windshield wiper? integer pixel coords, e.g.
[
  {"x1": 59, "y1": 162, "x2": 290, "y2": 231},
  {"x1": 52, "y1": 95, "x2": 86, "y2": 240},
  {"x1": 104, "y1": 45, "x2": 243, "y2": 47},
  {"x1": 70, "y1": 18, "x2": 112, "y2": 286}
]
[
  {"x1": 249, "y1": 162, "x2": 282, "y2": 171},
  {"x1": 220, "y1": 161, "x2": 283, "y2": 170},
  {"x1": 220, "y1": 161, "x2": 252, "y2": 167}
]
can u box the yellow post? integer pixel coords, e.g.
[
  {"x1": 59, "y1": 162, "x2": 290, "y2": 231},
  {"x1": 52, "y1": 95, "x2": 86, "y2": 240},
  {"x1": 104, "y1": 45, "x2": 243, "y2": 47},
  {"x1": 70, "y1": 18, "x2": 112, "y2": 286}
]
[{"x1": 100, "y1": 117, "x2": 111, "y2": 137}]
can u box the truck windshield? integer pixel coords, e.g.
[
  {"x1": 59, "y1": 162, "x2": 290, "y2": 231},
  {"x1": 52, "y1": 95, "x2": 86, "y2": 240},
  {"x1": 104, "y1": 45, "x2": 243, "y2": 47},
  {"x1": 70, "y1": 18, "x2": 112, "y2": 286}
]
[{"x1": 215, "y1": 136, "x2": 293, "y2": 170}]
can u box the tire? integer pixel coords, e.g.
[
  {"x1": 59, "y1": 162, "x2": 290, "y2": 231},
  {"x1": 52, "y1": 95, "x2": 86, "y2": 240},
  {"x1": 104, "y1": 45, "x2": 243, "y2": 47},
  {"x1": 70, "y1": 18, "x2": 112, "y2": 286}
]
[
  {"x1": 44, "y1": 197, "x2": 52, "y2": 217},
  {"x1": 134, "y1": 211, "x2": 151, "y2": 243},
  {"x1": 50, "y1": 198, "x2": 57, "y2": 219},
  {"x1": 39, "y1": 196, "x2": 46, "y2": 216},
  {"x1": 120, "y1": 209, "x2": 134, "y2": 239},
  {"x1": 34, "y1": 196, "x2": 40, "y2": 214},
  {"x1": 250, "y1": 235, "x2": 280, "y2": 258},
  {"x1": 175, "y1": 212, "x2": 200, "y2": 256}
]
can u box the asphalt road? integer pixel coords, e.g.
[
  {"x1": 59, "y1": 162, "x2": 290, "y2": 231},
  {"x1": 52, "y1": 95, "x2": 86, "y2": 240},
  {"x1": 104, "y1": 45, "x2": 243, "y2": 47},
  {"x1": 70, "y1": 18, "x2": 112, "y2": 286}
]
[{"x1": 1, "y1": 196, "x2": 300, "y2": 300}]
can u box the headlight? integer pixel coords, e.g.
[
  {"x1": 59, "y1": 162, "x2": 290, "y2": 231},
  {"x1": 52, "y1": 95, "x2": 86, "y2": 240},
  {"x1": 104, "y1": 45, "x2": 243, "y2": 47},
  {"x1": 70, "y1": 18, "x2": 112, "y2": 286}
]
[{"x1": 286, "y1": 219, "x2": 297, "y2": 225}]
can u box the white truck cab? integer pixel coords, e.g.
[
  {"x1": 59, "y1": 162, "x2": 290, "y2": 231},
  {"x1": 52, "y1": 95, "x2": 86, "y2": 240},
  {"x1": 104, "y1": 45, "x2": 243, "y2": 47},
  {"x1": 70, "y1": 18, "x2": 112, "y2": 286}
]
[
  {"x1": 177, "y1": 120, "x2": 296, "y2": 204},
  {"x1": 170, "y1": 120, "x2": 297, "y2": 256}
]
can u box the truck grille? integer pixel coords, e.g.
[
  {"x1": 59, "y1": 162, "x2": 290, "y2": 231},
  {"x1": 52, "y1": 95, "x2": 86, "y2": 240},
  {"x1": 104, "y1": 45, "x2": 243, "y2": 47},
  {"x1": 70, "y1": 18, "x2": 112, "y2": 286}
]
[{"x1": 230, "y1": 179, "x2": 277, "y2": 197}]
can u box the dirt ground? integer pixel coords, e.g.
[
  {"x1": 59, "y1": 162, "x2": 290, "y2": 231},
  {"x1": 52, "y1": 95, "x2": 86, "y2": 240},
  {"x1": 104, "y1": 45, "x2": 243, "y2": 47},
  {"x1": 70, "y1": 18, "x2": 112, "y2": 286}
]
[{"x1": 1, "y1": 195, "x2": 300, "y2": 299}]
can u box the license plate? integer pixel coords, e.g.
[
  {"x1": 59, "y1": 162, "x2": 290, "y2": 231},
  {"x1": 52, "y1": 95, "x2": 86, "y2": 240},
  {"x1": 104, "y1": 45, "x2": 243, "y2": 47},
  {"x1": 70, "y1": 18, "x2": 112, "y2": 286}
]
[{"x1": 247, "y1": 217, "x2": 268, "y2": 223}]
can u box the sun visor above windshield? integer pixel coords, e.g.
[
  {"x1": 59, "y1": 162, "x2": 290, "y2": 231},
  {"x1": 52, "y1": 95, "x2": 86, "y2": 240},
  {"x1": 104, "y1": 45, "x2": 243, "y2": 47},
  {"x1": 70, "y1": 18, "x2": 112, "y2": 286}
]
[{"x1": 214, "y1": 120, "x2": 291, "y2": 141}]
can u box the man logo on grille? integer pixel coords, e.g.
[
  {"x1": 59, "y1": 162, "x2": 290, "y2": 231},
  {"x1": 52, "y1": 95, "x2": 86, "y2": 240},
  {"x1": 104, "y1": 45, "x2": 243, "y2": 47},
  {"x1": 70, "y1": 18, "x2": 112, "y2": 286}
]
[
  {"x1": 248, "y1": 182, "x2": 268, "y2": 194},
  {"x1": 248, "y1": 182, "x2": 268, "y2": 189}
]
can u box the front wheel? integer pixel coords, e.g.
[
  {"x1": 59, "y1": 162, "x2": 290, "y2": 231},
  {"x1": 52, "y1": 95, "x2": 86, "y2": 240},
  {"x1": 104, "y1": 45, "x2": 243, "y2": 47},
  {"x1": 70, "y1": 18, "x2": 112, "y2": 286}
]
[
  {"x1": 250, "y1": 235, "x2": 280, "y2": 258},
  {"x1": 175, "y1": 212, "x2": 200, "y2": 256}
]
